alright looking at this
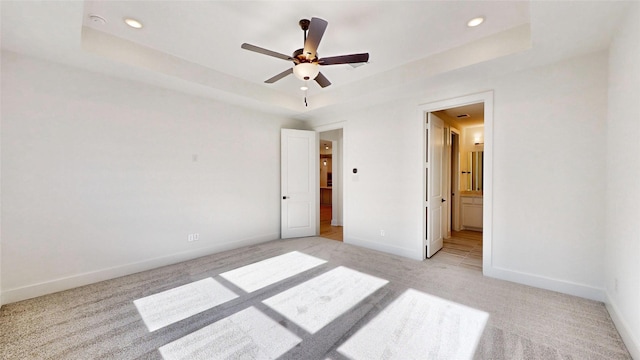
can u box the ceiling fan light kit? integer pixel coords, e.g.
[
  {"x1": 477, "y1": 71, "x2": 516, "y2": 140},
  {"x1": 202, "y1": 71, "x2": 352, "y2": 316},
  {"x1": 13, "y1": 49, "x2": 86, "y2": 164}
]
[
  {"x1": 241, "y1": 17, "x2": 369, "y2": 101},
  {"x1": 293, "y1": 62, "x2": 319, "y2": 81}
]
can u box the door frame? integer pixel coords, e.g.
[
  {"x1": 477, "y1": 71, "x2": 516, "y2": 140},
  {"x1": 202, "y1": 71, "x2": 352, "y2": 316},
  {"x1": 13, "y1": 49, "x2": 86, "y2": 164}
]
[
  {"x1": 281, "y1": 129, "x2": 319, "y2": 239},
  {"x1": 418, "y1": 91, "x2": 493, "y2": 274},
  {"x1": 443, "y1": 123, "x2": 451, "y2": 240},
  {"x1": 450, "y1": 128, "x2": 461, "y2": 232},
  {"x1": 313, "y1": 121, "x2": 347, "y2": 240}
]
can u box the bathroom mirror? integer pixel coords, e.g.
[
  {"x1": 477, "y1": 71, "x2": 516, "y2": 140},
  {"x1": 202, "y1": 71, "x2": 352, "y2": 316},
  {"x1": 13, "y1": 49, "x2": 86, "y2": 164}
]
[{"x1": 466, "y1": 151, "x2": 483, "y2": 191}]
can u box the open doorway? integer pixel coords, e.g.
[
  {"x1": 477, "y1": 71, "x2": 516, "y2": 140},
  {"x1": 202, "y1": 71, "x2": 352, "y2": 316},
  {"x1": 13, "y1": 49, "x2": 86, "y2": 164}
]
[
  {"x1": 430, "y1": 103, "x2": 484, "y2": 270},
  {"x1": 319, "y1": 129, "x2": 343, "y2": 241}
]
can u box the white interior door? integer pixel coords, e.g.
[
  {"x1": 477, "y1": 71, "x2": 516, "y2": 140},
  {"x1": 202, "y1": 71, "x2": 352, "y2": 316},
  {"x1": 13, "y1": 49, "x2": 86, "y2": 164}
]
[
  {"x1": 426, "y1": 113, "x2": 444, "y2": 257},
  {"x1": 281, "y1": 129, "x2": 318, "y2": 239}
]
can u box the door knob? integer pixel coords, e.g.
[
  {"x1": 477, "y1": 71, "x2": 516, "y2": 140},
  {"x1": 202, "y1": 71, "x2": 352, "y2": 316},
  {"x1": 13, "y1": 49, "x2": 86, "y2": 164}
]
[
  {"x1": 441, "y1": 198, "x2": 446, "y2": 202},
  {"x1": 283, "y1": 196, "x2": 289, "y2": 200}
]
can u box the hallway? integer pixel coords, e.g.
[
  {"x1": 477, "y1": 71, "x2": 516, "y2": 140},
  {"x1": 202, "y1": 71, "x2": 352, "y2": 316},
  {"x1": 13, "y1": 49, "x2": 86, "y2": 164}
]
[
  {"x1": 431, "y1": 230, "x2": 483, "y2": 271},
  {"x1": 320, "y1": 205, "x2": 342, "y2": 241}
]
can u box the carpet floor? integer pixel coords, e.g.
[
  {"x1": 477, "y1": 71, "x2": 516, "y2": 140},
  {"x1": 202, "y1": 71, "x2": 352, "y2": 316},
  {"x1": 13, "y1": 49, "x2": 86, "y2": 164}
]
[{"x1": 0, "y1": 237, "x2": 632, "y2": 359}]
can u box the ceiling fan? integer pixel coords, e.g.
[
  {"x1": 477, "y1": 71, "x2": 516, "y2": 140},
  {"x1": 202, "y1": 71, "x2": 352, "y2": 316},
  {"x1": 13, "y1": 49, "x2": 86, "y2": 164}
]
[{"x1": 241, "y1": 17, "x2": 369, "y2": 89}]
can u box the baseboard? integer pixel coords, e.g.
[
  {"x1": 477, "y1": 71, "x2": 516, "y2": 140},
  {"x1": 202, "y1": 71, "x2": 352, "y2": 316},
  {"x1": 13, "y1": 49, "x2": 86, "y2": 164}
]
[
  {"x1": 1, "y1": 233, "x2": 278, "y2": 305},
  {"x1": 345, "y1": 236, "x2": 422, "y2": 261},
  {"x1": 330, "y1": 219, "x2": 343, "y2": 226},
  {"x1": 606, "y1": 293, "x2": 640, "y2": 359},
  {"x1": 484, "y1": 265, "x2": 606, "y2": 302}
]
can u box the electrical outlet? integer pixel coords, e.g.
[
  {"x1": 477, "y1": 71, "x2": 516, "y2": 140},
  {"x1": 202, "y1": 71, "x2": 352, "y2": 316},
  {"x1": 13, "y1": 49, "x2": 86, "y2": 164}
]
[
  {"x1": 380, "y1": 230, "x2": 385, "y2": 237},
  {"x1": 187, "y1": 233, "x2": 200, "y2": 242}
]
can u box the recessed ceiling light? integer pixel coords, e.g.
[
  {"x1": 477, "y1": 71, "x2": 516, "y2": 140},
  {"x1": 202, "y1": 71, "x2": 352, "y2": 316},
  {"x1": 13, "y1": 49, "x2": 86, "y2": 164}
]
[
  {"x1": 124, "y1": 18, "x2": 143, "y2": 29},
  {"x1": 467, "y1": 16, "x2": 485, "y2": 27}
]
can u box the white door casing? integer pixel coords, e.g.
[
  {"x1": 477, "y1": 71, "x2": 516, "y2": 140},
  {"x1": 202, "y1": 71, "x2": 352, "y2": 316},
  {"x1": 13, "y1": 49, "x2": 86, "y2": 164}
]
[
  {"x1": 281, "y1": 129, "x2": 318, "y2": 239},
  {"x1": 419, "y1": 90, "x2": 492, "y2": 270},
  {"x1": 443, "y1": 125, "x2": 451, "y2": 239},
  {"x1": 425, "y1": 113, "x2": 445, "y2": 258},
  {"x1": 451, "y1": 129, "x2": 461, "y2": 232}
]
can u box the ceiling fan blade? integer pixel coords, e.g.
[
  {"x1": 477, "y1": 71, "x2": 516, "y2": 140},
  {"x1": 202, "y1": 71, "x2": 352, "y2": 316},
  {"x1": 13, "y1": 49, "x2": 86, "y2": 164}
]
[
  {"x1": 303, "y1": 17, "x2": 328, "y2": 59},
  {"x1": 265, "y1": 68, "x2": 293, "y2": 83},
  {"x1": 315, "y1": 72, "x2": 331, "y2": 88},
  {"x1": 319, "y1": 53, "x2": 369, "y2": 65},
  {"x1": 241, "y1": 43, "x2": 292, "y2": 61}
]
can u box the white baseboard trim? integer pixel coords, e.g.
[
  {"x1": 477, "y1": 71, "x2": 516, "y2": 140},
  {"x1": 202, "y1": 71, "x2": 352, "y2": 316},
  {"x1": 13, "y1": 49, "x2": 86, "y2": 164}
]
[
  {"x1": 1, "y1": 234, "x2": 278, "y2": 305},
  {"x1": 606, "y1": 293, "x2": 640, "y2": 359},
  {"x1": 484, "y1": 265, "x2": 605, "y2": 302},
  {"x1": 345, "y1": 236, "x2": 422, "y2": 261}
]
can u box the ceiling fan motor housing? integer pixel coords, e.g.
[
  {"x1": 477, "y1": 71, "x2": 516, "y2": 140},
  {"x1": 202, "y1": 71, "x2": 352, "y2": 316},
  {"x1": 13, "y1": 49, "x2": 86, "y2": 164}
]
[
  {"x1": 241, "y1": 17, "x2": 367, "y2": 88},
  {"x1": 293, "y1": 48, "x2": 318, "y2": 63}
]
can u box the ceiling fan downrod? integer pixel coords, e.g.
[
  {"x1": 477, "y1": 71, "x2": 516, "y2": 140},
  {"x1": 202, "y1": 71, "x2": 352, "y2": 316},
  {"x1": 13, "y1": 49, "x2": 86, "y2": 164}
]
[{"x1": 299, "y1": 19, "x2": 310, "y2": 44}]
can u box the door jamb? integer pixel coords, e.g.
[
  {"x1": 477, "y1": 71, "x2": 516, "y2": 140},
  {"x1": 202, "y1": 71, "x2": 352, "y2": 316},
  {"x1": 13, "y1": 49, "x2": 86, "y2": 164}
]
[
  {"x1": 450, "y1": 128, "x2": 461, "y2": 232},
  {"x1": 313, "y1": 121, "x2": 347, "y2": 241},
  {"x1": 418, "y1": 91, "x2": 493, "y2": 275}
]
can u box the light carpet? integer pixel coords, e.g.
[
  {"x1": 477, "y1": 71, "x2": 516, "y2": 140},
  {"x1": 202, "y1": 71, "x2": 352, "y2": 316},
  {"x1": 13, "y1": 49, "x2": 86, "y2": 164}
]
[
  {"x1": 0, "y1": 236, "x2": 632, "y2": 359},
  {"x1": 263, "y1": 266, "x2": 389, "y2": 334},
  {"x1": 220, "y1": 251, "x2": 326, "y2": 293},
  {"x1": 337, "y1": 288, "x2": 489, "y2": 359},
  {"x1": 134, "y1": 277, "x2": 238, "y2": 332},
  {"x1": 159, "y1": 306, "x2": 301, "y2": 360}
]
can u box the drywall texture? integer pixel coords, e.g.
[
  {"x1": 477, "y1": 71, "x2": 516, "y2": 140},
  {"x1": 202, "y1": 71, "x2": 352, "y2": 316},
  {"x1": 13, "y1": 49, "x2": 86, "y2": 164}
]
[
  {"x1": 327, "y1": 50, "x2": 609, "y2": 299},
  {"x1": 605, "y1": 3, "x2": 640, "y2": 358},
  {"x1": 1, "y1": 52, "x2": 302, "y2": 303},
  {"x1": 489, "y1": 52, "x2": 607, "y2": 291},
  {"x1": 344, "y1": 98, "x2": 423, "y2": 259}
]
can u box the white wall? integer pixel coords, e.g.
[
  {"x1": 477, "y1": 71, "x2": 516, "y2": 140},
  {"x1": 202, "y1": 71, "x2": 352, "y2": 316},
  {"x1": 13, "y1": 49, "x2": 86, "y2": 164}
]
[
  {"x1": 314, "y1": 50, "x2": 609, "y2": 300},
  {"x1": 604, "y1": 3, "x2": 640, "y2": 358},
  {"x1": 0, "y1": 51, "x2": 303, "y2": 303},
  {"x1": 461, "y1": 125, "x2": 485, "y2": 152},
  {"x1": 460, "y1": 125, "x2": 484, "y2": 191},
  {"x1": 489, "y1": 52, "x2": 607, "y2": 298},
  {"x1": 344, "y1": 99, "x2": 424, "y2": 259}
]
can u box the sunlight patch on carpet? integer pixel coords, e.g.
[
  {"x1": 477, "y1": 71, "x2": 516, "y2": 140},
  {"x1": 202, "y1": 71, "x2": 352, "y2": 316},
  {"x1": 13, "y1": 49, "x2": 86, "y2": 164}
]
[
  {"x1": 134, "y1": 278, "x2": 238, "y2": 332},
  {"x1": 220, "y1": 251, "x2": 326, "y2": 293},
  {"x1": 337, "y1": 288, "x2": 489, "y2": 360},
  {"x1": 158, "y1": 306, "x2": 301, "y2": 360},
  {"x1": 262, "y1": 266, "x2": 388, "y2": 334}
]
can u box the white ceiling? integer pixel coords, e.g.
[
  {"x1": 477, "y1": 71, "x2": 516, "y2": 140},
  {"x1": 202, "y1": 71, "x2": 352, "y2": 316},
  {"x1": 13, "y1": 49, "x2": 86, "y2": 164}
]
[
  {"x1": 441, "y1": 103, "x2": 485, "y2": 128},
  {"x1": 1, "y1": 1, "x2": 631, "y2": 120},
  {"x1": 82, "y1": 1, "x2": 529, "y2": 91}
]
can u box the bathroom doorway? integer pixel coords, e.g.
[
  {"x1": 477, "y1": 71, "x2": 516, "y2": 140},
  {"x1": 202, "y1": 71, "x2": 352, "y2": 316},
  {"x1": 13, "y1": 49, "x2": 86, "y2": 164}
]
[
  {"x1": 420, "y1": 91, "x2": 493, "y2": 273},
  {"x1": 431, "y1": 103, "x2": 484, "y2": 270}
]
